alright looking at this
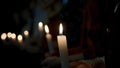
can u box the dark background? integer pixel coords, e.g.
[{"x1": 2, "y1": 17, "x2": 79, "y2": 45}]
[{"x1": 0, "y1": 0, "x2": 119, "y2": 67}]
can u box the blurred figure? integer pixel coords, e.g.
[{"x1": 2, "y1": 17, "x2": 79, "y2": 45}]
[{"x1": 33, "y1": 0, "x2": 62, "y2": 37}]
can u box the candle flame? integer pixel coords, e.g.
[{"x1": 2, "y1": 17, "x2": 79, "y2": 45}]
[
  {"x1": 45, "y1": 25, "x2": 49, "y2": 33},
  {"x1": 38, "y1": 22, "x2": 43, "y2": 31},
  {"x1": 1, "y1": 33, "x2": 7, "y2": 40},
  {"x1": 7, "y1": 32, "x2": 12, "y2": 38},
  {"x1": 17, "y1": 34, "x2": 23, "y2": 42},
  {"x1": 11, "y1": 33, "x2": 16, "y2": 40},
  {"x1": 24, "y1": 30, "x2": 29, "y2": 36},
  {"x1": 38, "y1": 22, "x2": 43, "y2": 27},
  {"x1": 59, "y1": 23, "x2": 63, "y2": 34}
]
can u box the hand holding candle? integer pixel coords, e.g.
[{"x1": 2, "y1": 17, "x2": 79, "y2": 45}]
[{"x1": 57, "y1": 23, "x2": 70, "y2": 68}]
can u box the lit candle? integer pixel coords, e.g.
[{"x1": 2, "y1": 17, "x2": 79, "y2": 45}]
[
  {"x1": 44, "y1": 25, "x2": 54, "y2": 54},
  {"x1": 24, "y1": 30, "x2": 29, "y2": 38},
  {"x1": 10, "y1": 33, "x2": 17, "y2": 45},
  {"x1": 7, "y1": 32, "x2": 13, "y2": 44},
  {"x1": 38, "y1": 22, "x2": 43, "y2": 32},
  {"x1": 23, "y1": 30, "x2": 30, "y2": 44},
  {"x1": 38, "y1": 22, "x2": 44, "y2": 39},
  {"x1": 23, "y1": 30, "x2": 33, "y2": 52},
  {"x1": 17, "y1": 34, "x2": 25, "y2": 49},
  {"x1": 1, "y1": 33, "x2": 7, "y2": 41},
  {"x1": 1, "y1": 33, "x2": 7, "y2": 45},
  {"x1": 57, "y1": 23, "x2": 70, "y2": 68},
  {"x1": 17, "y1": 34, "x2": 23, "y2": 43},
  {"x1": 7, "y1": 32, "x2": 12, "y2": 39},
  {"x1": 7, "y1": 32, "x2": 12, "y2": 43},
  {"x1": 11, "y1": 33, "x2": 16, "y2": 41}
]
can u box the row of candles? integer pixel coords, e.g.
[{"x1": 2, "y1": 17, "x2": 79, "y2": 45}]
[{"x1": 1, "y1": 22, "x2": 70, "y2": 68}]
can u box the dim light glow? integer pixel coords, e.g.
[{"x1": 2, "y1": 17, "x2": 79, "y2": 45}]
[
  {"x1": 44, "y1": 25, "x2": 49, "y2": 33},
  {"x1": 59, "y1": 23, "x2": 63, "y2": 34},
  {"x1": 114, "y1": 2, "x2": 120, "y2": 13},
  {"x1": 17, "y1": 34, "x2": 23, "y2": 42},
  {"x1": 1, "y1": 33, "x2": 7, "y2": 40},
  {"x1": 24, "y1": 30, "x2": 29, "y2": 37},
  {"x1": 106, "y1": 28, "x2": 110, "y2": 32}
]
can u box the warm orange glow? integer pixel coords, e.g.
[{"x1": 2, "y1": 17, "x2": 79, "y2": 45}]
[
  {"x1": 17, "y1": 34, "x2": 23, "y2": 42},
  {"x1": 1, "y1": 33, "x2": 7, "y2": 40},
  {"x1": 44, "y1": 25, "x2": 49, "y2": 34},
  {"x1": 59, "y1": 23, "x2": 63, "y2": 34},
  {"x1": 24, "y1": 30, "x2": 29, "y2": 37}
]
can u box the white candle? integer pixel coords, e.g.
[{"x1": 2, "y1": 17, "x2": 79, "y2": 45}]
[
  {"x1": 38, "y1": 22, "x2": 44, "y2": 39},
  {"x1": 57, "y1": 23, "x2": 70, "y2": 68},
  {"x1": 45, "y1": 25, "x2": 54, "y2": 54}
]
